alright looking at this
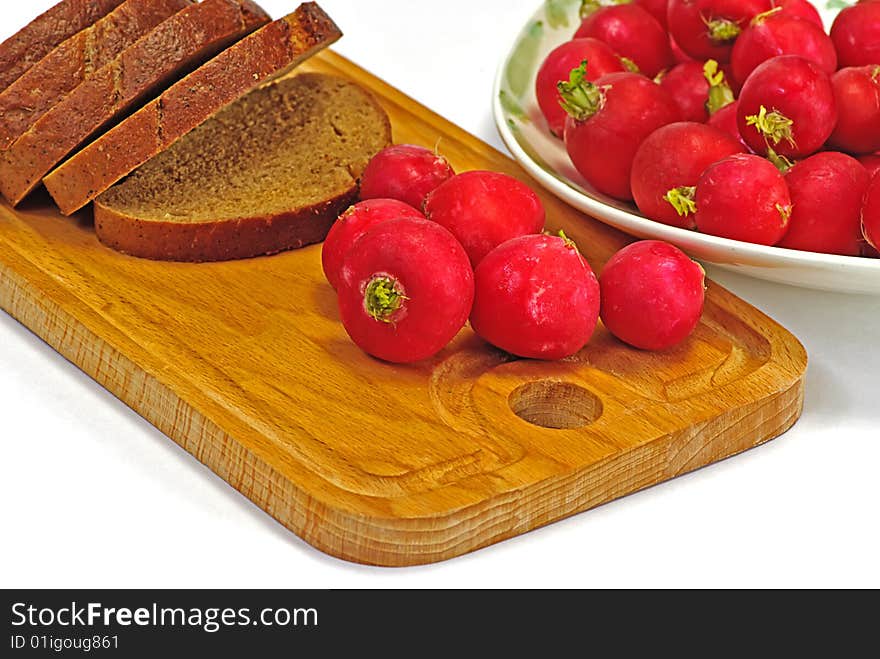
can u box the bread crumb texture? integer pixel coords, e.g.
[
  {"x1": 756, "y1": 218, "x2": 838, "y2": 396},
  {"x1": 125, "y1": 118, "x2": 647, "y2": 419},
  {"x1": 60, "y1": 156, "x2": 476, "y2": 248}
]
[{"x1": 99, "y1": 72, "x2": 389, "y2": 224}]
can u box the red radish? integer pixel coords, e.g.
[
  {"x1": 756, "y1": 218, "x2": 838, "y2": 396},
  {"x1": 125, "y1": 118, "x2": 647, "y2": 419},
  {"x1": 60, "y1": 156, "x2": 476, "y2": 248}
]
[
  {"x1": 694, "y1": 153, "x2": 792, "y2": 245},
  {"x1": 337, "y1": 218, "x2": 473, "y2": 364},
  {"x1": 777, "y1": 152, "x2": 869, "y2": 256},
  {"x1": 580, "y1": 0, "x2": 666, "y2": 30},
  {"x1": 470, "y1": 233, "x2": 600, "y2": 360},
  {"x1": 322, "y1": 199, "x2": 424, "y2": 290},
  {"x1": 424, "y1": 171, "x2": 545, "y2": 267},
  {"x1": 359, "y1": 144, "x2": 455, "y2": 211},
  {"x1": 863, "y1": 173, "x2": 880, "y2": 251},
  {"x1": 660, "y1": 59, "x2": 736, "y2": 123},
  {"x1": 579, "y1": 0, "x2": 669, "y2": 28},
  {"x1": 772, "y1": 0, "x2": 823, "y2": 27},
  {"x1": 636, "y1": 0, "x2": 670, "y2": 28},
  {"x1": 670, "y1": 34, "x2": 696, "y2": 63},
  {"x1": 709, "y1": 101, "x2": 750, "y2": 149},
  {"x1": 560, "y1": 68, "x2": 680, "y2": 201},
  {"x1": 631, "y1": 122, "x2": 746, "y2": 228},
  {"x1": 575, "y1": 4, "x2": 673, "y2": 77},
  {"x1": 535, "y1": 39, "x2": 625, "y2": 137},
  {"x1": 864, "y1": 243, "x2": 880, "y2": 258},
  {"x1": 831, "y1": 1, "x2": 880, "y2": 68},
  {"x1": 859, "y1": 154, "x2": 880, "y2": 179},
  {"x1": 737, "y1": 55, "x2": 836, "y2": 160},
  {"x1": 660, "y1": 61, "x2": 711, "y2": 123},
  {"x1": 827, "y1": 66, "x2": 880, "y2": 156},
  {"x1": 730, "y1": 8, "x2": 837, "y2": 85},
  {"x1": 599, "y1": 241, "x2": 705, "y2": 351},
  {"x1": 667, "y1": 0, "x2": 772, "y2": 63}
]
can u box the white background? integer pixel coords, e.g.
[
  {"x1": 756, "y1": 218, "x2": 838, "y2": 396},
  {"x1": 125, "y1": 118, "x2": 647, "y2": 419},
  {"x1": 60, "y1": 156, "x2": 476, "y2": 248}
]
[{"x1": 1, "y1": 0, "x2": 878, "y2": 589}]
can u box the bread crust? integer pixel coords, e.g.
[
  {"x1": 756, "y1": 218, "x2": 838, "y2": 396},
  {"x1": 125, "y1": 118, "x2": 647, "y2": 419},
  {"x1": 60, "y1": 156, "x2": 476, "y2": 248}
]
[
  {"x1": 94, "y1": 187, "x2": 360, "y2": 262},
  {"x1": 0, "y1": 0, "x2": 270, "y2": 206},
  {"x1": 0, "y1": 0, "x2": 192, "y2": 150},
  {"x1": 44, "y1": 3, "x2": 343, "y2": 216},
  {"x1": 0, "y1": 0, "x2": 126, "y2": 93}
]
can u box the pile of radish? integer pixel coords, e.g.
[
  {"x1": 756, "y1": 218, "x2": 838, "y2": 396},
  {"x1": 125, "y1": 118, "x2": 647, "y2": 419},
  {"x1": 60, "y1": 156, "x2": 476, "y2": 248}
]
[
  {"x1": 322, "y1": 144, "x2": 706, "y2": 364},
  {"x1": 537, "y1": 0, "x2": 880, "y2": 257}
]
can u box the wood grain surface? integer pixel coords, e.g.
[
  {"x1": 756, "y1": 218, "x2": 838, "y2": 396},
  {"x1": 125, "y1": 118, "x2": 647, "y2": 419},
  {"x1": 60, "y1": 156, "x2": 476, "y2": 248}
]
[{"x1": 0, "y1": 50, "x2": 808, "y2": 566}]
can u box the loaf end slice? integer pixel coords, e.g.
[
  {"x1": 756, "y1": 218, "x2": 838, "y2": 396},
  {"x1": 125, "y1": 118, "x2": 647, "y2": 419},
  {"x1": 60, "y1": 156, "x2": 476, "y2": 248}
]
[
  {"x1": 0, "y1": 0, "x2": 193, "y2": 151},
  {"x1": 93, "y1": 73, "x2": 392, "y2": 262},
  {"x1": 44, "y1": 2, "x2": 343, "y2": 216},
  {"x1": 0, "y1": 0, "x2": 126, "y2": 94},
  {"x1": 0, "y1": 0, "x2": 270, "y2": 207}
]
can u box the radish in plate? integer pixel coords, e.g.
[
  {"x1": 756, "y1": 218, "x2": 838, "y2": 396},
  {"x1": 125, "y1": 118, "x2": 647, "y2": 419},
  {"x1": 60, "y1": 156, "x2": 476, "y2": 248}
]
[
  {"x1": 862, "y1": 173, "x2": 880, "y2": 252},
  {"x1": 659, "y1": 61, "x2": 711, "y2": 123},
  {"x1": 667, "y1": 0, "x2": 772, "y2": 63},
  {"x1": 535, "y1": 38, "x2": 625, "y2": 137},
  {"x1": 772, "y1": 0, "x2": 822, "y2": 27},
  {"x1": 631, "y1": 121, "x2": 746, "y2": 228},
  {"x1": 778, "y1": 152, "x2": 870, "y2": 256},
  {"x1": 736, "y1": 55, "x2": 836, "y2": 160},
  {"x1": 560, "y1": 68, "x2": 680, "y2": 201},
  {"x1": 831, "y1": 1, "x2": 880, "y2": 68},
  {"x1": 694, "y1": 153, "x2": 792, "y2": 245},
  {"x1": 575, "y1": 4, "x2": 673, "y2": 77},
  {"x1": 827, "y1": 66, "x2": 880, "y2": 156},
  {"x1": 730, "y1": 8, "x2": 837, "y2": 85},
  {"x1": 859, "y1": 154, "x2": 880, "y2": 180}
]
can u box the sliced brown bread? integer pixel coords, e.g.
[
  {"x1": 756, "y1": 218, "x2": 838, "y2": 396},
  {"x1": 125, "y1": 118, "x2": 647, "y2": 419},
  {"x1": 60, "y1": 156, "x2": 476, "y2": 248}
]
[
  {"x1": 93, "y1": 72, "x2": 391, "y2": 262},
  {"x1": 44, "y1": 2, "x2": 343, "y2": 216},
  {"x1": 0, "y1": 0, "x2": 126, "y2": 93},
  {"x1": 0, "y1": 0, "x2": 192, "y2": 150},
  {"x1": 0, "y1": 0, "x2": 270, "y2": 207}
]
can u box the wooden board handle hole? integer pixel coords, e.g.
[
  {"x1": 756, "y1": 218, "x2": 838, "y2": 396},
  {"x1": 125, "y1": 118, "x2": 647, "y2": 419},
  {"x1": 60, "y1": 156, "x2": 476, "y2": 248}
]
[{"x1": 508, "y1": 380, "x2": 603, "y2": 430}]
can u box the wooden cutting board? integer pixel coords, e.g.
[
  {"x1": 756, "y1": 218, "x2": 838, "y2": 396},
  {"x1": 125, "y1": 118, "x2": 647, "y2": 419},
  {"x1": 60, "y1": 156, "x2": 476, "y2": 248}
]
[{"x1": 0, "y1": 50, "x2": 807, "y2": 567}]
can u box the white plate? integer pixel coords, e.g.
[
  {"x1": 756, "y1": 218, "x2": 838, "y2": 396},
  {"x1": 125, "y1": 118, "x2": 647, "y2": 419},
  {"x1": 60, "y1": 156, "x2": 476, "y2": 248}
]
[{"x1": 493, "y1": 0, "x2": 880, "y2": 294}]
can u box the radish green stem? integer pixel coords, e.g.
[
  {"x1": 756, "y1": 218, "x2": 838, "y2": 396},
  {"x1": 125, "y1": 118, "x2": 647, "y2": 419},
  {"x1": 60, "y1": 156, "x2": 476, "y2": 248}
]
[
  {"x1": 703, "y1": 59, "x2": 734, "y2": 115},
  {"x1": 776, "y1": 203, "x2": 792, "y2": 226},
  {"x1": 767, "y1": 146, "x2": 794, "y2": 174},
  {"x1": 707, "y1": 18, "x2": 741, "y2": 43},
  {"x1": 558, "y1": 229, "x2": 578, "y2": 250},
  {"x1": 558, "y1": 62, "x2": 606, "y2": 122},
  {"x1": 619, "y1": 57, "x2": 640, "y2": 73},
  {"x1": 751, "y1": 6, "x2": 782, "y2": 25},
  {"x1": 746, "y1": 105, "x2": 797, "y2": 149},
  {"x1": 365, "y1": 276, "x2": 407, "y2": 323},
  {"x1": 664, "y1": 186, "x2": 697, "y2": 218}
]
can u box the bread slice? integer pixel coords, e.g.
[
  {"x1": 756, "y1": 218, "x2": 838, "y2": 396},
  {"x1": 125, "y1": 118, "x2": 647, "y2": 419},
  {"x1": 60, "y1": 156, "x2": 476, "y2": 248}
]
[
  {"x1": 93, "y1": 72, "x2": 391, "y2": 262},
  {"x1": 0, "y1": 0, "x2": 192, "y2": 151},
  {"x1": 0, "y1": 0, "x2": 270, "y2": 207},
  {"x1": 44, "y1": 2, "x2": 343, "y2": 216},
  {"x1": 0, "y1": 0, "x2": 126, "y2": 94}
]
